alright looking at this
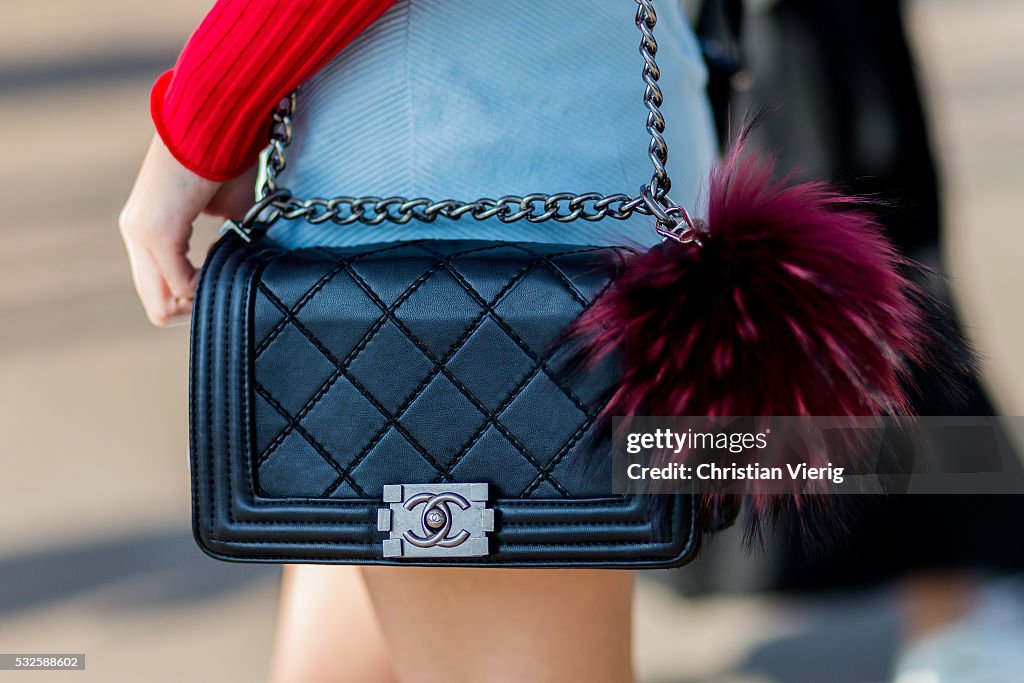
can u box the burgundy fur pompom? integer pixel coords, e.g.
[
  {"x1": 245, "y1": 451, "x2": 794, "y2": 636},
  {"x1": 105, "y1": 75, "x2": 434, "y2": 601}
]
[
  {"x1": 577, "y1": 139, "x2": 925, "y2": 417},
  {"x1": 569, "y1": 129, "x2": 974, "y2": 520}
]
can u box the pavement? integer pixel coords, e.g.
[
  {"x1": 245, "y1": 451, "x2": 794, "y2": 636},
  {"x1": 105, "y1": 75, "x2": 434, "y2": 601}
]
[{"x1": 0, "y1": 1, "x2": 1021, "y2": 681}]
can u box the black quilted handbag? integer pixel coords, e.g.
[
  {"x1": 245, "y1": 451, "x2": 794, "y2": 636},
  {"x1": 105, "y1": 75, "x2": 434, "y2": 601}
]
[{"x1": 190, "y1": 0, "x2": 716, "y2": 567}]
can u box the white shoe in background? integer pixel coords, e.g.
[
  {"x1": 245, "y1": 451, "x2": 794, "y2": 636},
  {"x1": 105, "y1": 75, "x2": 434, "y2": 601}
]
[{"x1": 893, "y1": 575, "x2": 1024, "y2": 683}]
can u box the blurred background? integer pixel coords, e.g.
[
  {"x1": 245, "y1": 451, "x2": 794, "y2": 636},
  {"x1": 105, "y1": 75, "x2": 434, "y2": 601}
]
[{"x1": 0, "y1": 0, "x2": 1021, "y2": 681}]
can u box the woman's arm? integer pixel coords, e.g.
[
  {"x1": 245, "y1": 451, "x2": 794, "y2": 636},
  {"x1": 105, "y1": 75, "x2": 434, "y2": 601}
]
[{"x1": 120, "y1": 0, "x2": 396, "y2": 326}]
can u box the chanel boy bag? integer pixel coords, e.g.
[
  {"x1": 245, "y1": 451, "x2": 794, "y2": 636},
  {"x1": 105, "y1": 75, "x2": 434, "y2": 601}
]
[{"x1": 189, "y1": 1, "x2": 709, "y2": 567}]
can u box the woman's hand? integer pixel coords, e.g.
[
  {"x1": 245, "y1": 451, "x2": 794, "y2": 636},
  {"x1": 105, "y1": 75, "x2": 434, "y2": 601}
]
[{"x1": 119, "y1": 134, "x2": 257, "y2": 326}]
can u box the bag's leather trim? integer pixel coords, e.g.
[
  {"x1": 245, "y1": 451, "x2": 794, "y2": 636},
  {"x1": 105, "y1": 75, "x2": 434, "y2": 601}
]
[{"x1": 190, "y1": 234, "x2": 701, "y2": 567}]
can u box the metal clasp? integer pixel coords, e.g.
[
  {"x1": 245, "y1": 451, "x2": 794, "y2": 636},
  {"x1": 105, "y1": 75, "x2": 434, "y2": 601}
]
[
  {"x1": 218, "y1": 189, "x2": 293, "y2": 243},
  {"x1": 378, "y1": 483, "x2": 494, "y2": 559},
  {"x1": 640, "y1": 182, "x2": 705, "y2": 246}
]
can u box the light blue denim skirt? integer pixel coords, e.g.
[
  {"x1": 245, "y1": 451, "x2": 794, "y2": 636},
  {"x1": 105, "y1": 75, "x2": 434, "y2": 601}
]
[{"x1": 271, "y1": 0, "x2": 717, "y2": 249}]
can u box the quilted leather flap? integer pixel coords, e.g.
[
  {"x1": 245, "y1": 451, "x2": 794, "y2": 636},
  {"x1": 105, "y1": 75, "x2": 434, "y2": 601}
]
[
  {"x1": 190, "y1": 234, "x2": 701, "y2": 567},
  {"x1": 248, "y1": 239, "x2": 630, "y2": 502}
]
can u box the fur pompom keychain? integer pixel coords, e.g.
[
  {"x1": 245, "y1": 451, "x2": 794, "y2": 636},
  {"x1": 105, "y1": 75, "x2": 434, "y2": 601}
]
[{"x1": 568, "y1": 123, "x2": 975, "y2": 518}]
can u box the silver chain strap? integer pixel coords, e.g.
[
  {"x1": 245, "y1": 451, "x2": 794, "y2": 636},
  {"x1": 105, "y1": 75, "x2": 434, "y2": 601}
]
[{"x1": 244, "y1": 0, "x2": 699, "y2": 241}]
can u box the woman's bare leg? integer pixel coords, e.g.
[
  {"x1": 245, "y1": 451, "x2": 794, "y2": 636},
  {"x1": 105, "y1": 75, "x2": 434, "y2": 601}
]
[
  {"x1": 268, "y1": 565, "x2": 396, "y2": 683},
  {"x1": 361, "y1": 567, "x2": 635, "y2": 683}
]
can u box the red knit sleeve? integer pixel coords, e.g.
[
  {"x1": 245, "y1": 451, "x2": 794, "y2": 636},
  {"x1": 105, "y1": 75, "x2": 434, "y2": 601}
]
[{"x1": 151, "y1": 0, "x2": 397, "y2": 181}]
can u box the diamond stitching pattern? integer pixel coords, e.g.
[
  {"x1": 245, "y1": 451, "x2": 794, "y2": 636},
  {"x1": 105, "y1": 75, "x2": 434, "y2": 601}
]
[
  {"x1": 347, "y1": 321, "x2": 438, "y2": 413},
  {"x1": 395, "y1": 269, "x2": 483, "y2": 358},
  {"x1": 445, "y1": 317, "x2": 534, "y2": 412},
  {"x1": 399, "y1": 374, "x2": 487, "y2": 470},
  {"x1": 253, "y1": 240, "x2": 626, "y2": 500},
  {"x1": 496, "y1": 372, "x2": 589, "y2": 469}
]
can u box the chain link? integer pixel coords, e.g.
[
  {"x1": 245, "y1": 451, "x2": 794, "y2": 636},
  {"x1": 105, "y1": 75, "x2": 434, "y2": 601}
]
[{"x1": 252, "y1": 0, "x2": 689, "y2": 233}]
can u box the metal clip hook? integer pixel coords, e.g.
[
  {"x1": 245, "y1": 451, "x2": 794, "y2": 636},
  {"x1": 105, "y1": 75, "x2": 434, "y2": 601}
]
[
  {"x1": 640, "y1": 183, "x2": 704, "y2": 246},
  {"x1": 219, "y1": 189, "x2": 293, "y2": 242}
]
